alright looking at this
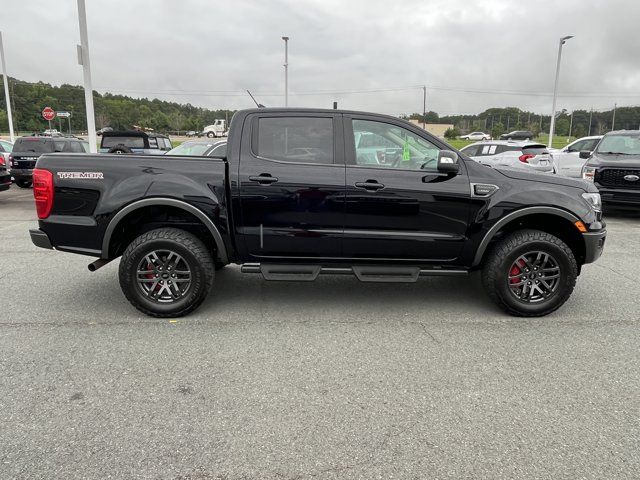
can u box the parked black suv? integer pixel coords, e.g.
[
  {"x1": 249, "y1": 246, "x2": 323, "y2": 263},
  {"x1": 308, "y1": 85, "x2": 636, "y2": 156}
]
[
  {"x1": 500, "y1": 130, "x2": 535, "y2": 140},
  {"x1": 581, "y1": 130, "x2": 640, "y2": 207},
  {"x1": 29, "y1": 108, "x2": 606, "y2": 318},
  {"x1": 10, "y1": 136, "x2": 89, "y2": 188},
  {"x1": 99, "y1": 131, "x2": 172, "y2": 154}
]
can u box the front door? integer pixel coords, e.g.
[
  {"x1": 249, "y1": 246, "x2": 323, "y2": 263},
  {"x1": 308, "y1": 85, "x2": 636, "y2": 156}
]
[
  {"x1": 343, "y1": 116, "x2": 471, "y2": 262},
  {"x1": 237, "y1": 113, "x2": 345, "y2": 259}
]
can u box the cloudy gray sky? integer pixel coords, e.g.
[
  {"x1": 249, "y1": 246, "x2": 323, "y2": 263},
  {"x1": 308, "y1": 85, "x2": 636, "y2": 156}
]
[{"x1": 3, "y1": 0, "x2": 640, "y2": 116}]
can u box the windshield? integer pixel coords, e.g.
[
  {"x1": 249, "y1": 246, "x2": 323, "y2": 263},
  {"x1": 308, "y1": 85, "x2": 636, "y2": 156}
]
[
  {"x1": 167, "y1": 142, "x2": 215, "y2": 156},
  {"x1": 13, "y1": 138, "x2": 54, "y2": 153},
  {"x1": 596, "y1": 134, "x2": 640, "y2": 155}
]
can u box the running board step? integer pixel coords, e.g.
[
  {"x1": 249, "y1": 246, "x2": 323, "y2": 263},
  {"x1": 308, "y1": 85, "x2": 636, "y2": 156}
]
[{"x1": 240, "y1": 263, "x2": 467, "y2": 282}]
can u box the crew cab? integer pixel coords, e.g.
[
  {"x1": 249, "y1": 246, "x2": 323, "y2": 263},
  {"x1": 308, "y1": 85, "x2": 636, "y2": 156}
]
[{"x1": 29, "y1": 108, "x2": 606, "y2": 318}]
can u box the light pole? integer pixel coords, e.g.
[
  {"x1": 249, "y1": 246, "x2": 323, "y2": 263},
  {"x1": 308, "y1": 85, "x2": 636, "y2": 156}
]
[
  {"x1": 548, "y1": 35, "x2": 573, "y2": 148},
  {"x1": 0, "y1": 32, "x2": 15, "y2": 142},
  {"x1": 282, "y1": 36, "x2": 289, "y2": 107},
  {"x1": 77, "y1": 0, "x2": 97, "y2": 152}
]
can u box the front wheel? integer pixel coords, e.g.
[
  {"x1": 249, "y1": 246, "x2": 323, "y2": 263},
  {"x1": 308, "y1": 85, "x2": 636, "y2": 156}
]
[
  {"x1": 482, "y1": 229, "x2": 577, "y2": 317},
  {"x1": 206, "y1": 131, "x2": 216, "y2": 138},
  {"x1": 119, "y1": 228, "x2": 215, "y2": 317}
]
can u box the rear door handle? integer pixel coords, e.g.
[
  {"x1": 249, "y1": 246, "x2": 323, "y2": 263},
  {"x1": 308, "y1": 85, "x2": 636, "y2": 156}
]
[
  {"x1": 355, "y1": 180, "x2": 385, "y2": 191},
  {"x1": 249, "y1": 174, "x2": 279, "y2": 185}
]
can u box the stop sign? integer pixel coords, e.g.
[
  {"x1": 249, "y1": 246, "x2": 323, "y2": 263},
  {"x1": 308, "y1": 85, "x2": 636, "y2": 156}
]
[{"x1": 42, "y1": 107, "x2": 56, "y2": 121}]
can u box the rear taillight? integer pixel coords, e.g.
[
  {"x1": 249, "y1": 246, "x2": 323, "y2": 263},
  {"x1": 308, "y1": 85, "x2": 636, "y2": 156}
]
[
  {"x1": 33, "y1": 169, "x2": 54, "y2": 219},
  {"x1": 519, "y1": 153, "x2": 535, "y2": 163},
  {"x1": 0, "y1": 156, "x2": 4, "y2": 167}
]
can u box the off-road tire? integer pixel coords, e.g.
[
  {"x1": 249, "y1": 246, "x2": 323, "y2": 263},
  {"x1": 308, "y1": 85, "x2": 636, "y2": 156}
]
[
  {"x1": 119, "y1": 228, "x2": 215, "y2": 318},
  {"x1": 482, "y1": 229, "x2": 577, "y2": 317},
  {"x1": 108, "y1": 145, "x2": 133, "y2": 154}
]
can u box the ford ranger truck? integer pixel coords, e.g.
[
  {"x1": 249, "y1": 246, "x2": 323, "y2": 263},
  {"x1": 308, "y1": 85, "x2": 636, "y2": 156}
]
[{"x1": 29, "y1": 108, "x2": 606, "y2": 318}]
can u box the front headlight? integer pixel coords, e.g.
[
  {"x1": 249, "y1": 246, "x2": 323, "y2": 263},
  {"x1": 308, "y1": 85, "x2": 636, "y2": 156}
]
[
  {"x1": 582, "y1": 192, "x2": 602, "y2": 212},
  {"x1": 582, "y1": 166, "x2": 596, "y2": 182}
]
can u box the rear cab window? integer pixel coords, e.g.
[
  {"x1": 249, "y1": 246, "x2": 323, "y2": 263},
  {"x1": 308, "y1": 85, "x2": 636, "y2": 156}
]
[
  {"x1": 521, "y1": 144, "x2": 549, "y2": 155},
  {"x1": 13, "y1": 138, "x2": 54, "y2": 153}
]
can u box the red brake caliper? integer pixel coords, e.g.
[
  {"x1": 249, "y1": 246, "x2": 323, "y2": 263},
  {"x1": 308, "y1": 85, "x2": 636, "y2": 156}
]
[
  {"x1": 146, "y1": 262, "x2": 160, "y2": 292},
  {"x1": 509, "y1": 260, "x2": 526, "y2": 284}
]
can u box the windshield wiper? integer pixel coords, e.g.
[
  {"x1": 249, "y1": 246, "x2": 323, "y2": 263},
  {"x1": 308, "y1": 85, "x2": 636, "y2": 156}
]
[{"x1": 599, "y1": 151, "x2": 633, "y2": 155}]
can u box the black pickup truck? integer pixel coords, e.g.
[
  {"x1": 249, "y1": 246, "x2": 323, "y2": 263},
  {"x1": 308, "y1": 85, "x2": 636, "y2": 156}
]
[{"x1": 29, "y1": 108, "x2": 606, "y2": 318}]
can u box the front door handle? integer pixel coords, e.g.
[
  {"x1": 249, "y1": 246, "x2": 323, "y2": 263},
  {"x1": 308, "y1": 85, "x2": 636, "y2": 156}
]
[
  {"x1": 355, "y1": 180, "x2": 385, "y2": 191},
  {"x1": 249, "y1": 174, "x2": 279, "y2": 185}
]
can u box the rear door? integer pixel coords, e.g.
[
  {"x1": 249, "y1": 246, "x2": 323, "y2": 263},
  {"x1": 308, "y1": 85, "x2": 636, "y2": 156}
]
[
  {"x1": 342, "y1": 115, "x2": 470, "y2": 261},
  {"x1": 236, "y1": 112, "x2": 345, "y2": 259}
]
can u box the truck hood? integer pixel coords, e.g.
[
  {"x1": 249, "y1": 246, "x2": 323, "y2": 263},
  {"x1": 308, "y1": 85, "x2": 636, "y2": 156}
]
[
  {"x1": 585, "y1": 152, "x2": 640, "y2": 169},
  {"x1": 494, "y1": 166, "x2": 592, "y2": 191}
]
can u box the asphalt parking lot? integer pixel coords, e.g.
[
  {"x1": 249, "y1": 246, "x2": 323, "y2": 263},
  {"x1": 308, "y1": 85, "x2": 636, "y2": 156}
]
[{"x1": 1, "y1": 185, "x2": 639, "y2": 479}]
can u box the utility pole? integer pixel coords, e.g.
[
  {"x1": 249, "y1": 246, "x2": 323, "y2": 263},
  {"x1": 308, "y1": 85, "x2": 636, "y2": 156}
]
[
  {"x1": 0, "y1": 32, "x2": 15, "y2": 142},
  {"x1": 422, "y1": 85, "x2": 426, "y2": 129},
  {"x1": 612, "y1": 103, "x2": 617, "y2": 131},
  {"x1": 548, "y1": 35, "x2": 574, "y2": 148},
  {"x1": 568, "y1": 110, "x2": 573, "y2": 139},
  {"x1": 76, "y1": 0, "x2": 97, "y2": 152},
  {"x1": 282, "y1": 36, "x2": 289, "y2": 107},
  {"x1": 588, "y1": 108, "x2": 593, "y2": 135}
]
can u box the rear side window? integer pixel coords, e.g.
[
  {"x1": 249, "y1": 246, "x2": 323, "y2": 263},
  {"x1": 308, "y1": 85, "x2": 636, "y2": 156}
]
[
  {"x1": 13, "y1": 138, "x2": 54, "y2": 153},
  {"x1": 148, "y1": 137, "x2": 159, "y2": 148},
  {"x1": 102, "y1": 136, "x2": 145, "y2": 149},
  {"x1": 479, "y1": 144, "x2": 498, "y2": 156},
  {"x1": 256, "y1": 117, "x2": 334, "y2": 164}
]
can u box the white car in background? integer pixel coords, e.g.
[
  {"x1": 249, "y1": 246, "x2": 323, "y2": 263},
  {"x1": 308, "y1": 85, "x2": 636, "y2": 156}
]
[
  {"x1": 0, "y1": 139, "x2": 13, "y2": 168},
  {"x1": 459, "y1": 131, "x2": 491, "y2": 141},
  {"x1": 550, "y1": 135, "x2": 602, "y2": 178},
  {"x1": 460, "y1": 140, "x2": 556, "y2": 174}
]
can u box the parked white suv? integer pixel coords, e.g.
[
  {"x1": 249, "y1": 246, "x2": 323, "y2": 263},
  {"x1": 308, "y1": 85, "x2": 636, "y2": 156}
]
[
  {"x1": 550, "y1": 135, "x2": 602, "y2": 178},
  {"x1": 460, "y1": 131, "x2": 491, "y2": 141},
  {"x1": 460, "y1": 140, "x2": 556, "y2": 174}
]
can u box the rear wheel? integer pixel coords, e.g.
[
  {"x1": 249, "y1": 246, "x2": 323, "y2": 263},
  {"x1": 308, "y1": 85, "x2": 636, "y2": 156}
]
[
  {"x1": 15, "y1": 179, "x2": 32, "y2": 188},
  {"x1": 482, "y1": 229, "x2": 577, "y2": 317},
  {"x1": 119, "y1": 228, "x2": 215, "y2": 318}
]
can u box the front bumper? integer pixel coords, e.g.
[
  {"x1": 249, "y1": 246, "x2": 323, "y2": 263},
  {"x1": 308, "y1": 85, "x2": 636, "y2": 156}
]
[
  {"x1": 583, "y1": 230, "x2": 606, "y2": 264},
  {"x1": 30, "y1": 229, "x2": 53, "y2": 250},
  {"x1": 597, "y1": 186, "x2": 640, "y2": 206},
  {"x1": 11, "y1": 168, "x2": 33, "y2": 180}
]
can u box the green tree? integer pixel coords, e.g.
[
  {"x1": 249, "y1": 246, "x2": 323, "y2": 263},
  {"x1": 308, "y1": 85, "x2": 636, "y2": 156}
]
[
  {"x1": 491, "y1": 122, "x2": 505, "y2": 139},
  {"x1": 444, "y1": 127, "x2": 460, "y2": 139}
]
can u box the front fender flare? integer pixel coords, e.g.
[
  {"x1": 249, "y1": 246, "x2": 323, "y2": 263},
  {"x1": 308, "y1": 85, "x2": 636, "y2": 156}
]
[
  {"x1": 471, "y1": 206, "x2": 581, "y2": 267},
  {"x1": 101, "y1": 198, "x2": 228, "y2": 264}
]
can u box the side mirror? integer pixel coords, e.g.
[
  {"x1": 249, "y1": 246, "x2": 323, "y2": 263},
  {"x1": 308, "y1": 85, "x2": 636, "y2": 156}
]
[
  {"x1": 437, "y1": 150, "x2": 459, "y2": 174},
  {"x1": 579, "y1": 150, "x2": 592, "y2": 159}
]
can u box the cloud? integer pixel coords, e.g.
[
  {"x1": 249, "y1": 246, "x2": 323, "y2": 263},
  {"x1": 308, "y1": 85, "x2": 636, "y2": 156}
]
[{"x1": 2, "y1": 0, "x2": 639, "y2": 116}]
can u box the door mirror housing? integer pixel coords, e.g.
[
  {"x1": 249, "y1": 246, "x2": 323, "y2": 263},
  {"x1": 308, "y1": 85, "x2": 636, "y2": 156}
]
[
  {"x1": 437, "y1": 150, "x2": 459, "y2": 174},
  {"x1": 579, "y1": 150, "x2": 592, "y2": 159}
]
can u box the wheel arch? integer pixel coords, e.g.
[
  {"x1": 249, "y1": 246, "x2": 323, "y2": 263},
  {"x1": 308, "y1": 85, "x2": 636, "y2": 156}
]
[
  {"x1": 101, "y1": 198, "x2": 228, "y2": 264},
  {"x1": 472, "y1": 207, "x2": 585, "y2": 267}
]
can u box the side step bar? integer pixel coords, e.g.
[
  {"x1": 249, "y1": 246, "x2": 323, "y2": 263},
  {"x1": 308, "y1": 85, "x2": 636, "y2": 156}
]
[{"x1": 240, "y1": 263, "x2": 467, "y2": 283}]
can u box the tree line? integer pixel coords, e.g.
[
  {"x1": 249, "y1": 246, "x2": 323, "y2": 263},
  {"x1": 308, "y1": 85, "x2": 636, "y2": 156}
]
[
  {"x1": 405, "y1": 105, "x2": 640, "y2": 139},
  {"x1": 0, "y1": 76, "x2": 235, "y2": 134}
]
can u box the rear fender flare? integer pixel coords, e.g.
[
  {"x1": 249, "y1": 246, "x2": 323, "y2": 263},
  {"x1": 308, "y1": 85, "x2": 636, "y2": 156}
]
[{"x1": 101, "y1": 198, "x2": 228, "y2": 263}]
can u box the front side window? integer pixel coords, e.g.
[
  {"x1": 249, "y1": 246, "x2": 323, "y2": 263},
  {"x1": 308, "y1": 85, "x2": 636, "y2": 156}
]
[
  {"x1": 148, "y1": 137, "x2": 158, "y2": 149},
  {"x1": 256, "y1": 117, "x2": 334, "y2": 164},
  {"x1": 352, "y1": 119, "x2": 440, "y2": 171}
]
